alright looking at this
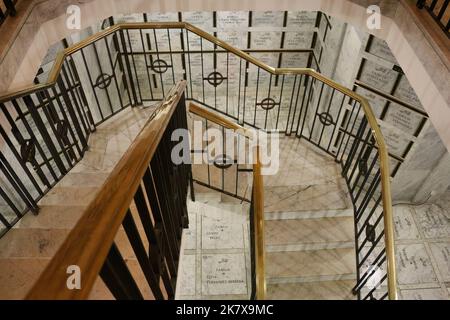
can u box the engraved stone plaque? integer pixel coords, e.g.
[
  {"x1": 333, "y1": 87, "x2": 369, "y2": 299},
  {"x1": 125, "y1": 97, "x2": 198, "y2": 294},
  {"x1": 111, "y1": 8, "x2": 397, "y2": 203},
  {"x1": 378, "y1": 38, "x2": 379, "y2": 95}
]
[
  {"x1": 287, "y1": 11, "x2": 317, "y2": 28},
  {"x1": 252, "y1": 11, "x2": 284, "y2": 27},
  {"x1": 393, "y1": 76, "x2": 423, "y2": 109},
  {"x1": 217, "y1": 11, "x2": 248, "y2": 29},
  {"x1": 384, "y1": 102, "x2": 423, "y2": 136},
  {"x1": 380, "y1": 125, "x2": 411, "y2": 157},
  {"x1": 359, "y1": 59, "x2": 397, "y2": 93},
  {"x1": 368, "y1": 37, "x2": 397, "y2": 64},
  {"x1": 201, "y1": 253, "x2": 247, "y2": 295},
  {"x1": 396, "y1": 244, "x2": 438, "y2": 285}
]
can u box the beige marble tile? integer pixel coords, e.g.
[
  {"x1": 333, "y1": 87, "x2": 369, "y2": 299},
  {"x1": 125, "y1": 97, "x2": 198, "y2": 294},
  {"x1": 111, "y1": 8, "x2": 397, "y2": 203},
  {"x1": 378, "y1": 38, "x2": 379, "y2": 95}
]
[
  {"x1": 265, "y1": 217, "x2": 354, "y2": 248},
  {"x1": 266, "y1": 247, "x2": 356, "y2": 280},
  {"x1": 413, "y1": 205, "x2": 450, "y2": 239},
  {"x1": 38, "y1": 186, "x2": 99, "y2": 206},
  {"x1": 0, "y1": 228, "x2": 70, "y2": 258},
  {"x1": 264, "y1": 183, "x2": 349, "y2": 213},
  {"x1": 201, "y1": 253, "x2": 248, "y2": 296},
  {"x1": 429, "y1": 242, "x2": 450, "y2": 282},
  {"x1": 267, "y1": 280, "x2": 355, "y2": 300},
  {"x1": 14, "y1": 206, "x2": 86, "y2": 229},
  {"x1": 399, "y1": 287, "x2": 448, "y2": 300},
  {"x1": 0, "y1": 258, "x2": 50, "y2": 299},
  {"x1": 393, "y1": 205, "x2": 421, "y2": 240},
  {"x1": 396, "y1": 244, "x2": 439, "y2": 285}
]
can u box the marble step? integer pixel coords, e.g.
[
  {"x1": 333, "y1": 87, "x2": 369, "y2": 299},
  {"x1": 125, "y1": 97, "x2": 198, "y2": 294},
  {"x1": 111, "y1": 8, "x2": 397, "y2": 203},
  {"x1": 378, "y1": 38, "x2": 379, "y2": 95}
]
[
  {"x1": 266, "y1": 280, "x2": 356, "y2": 300},
  {"x1": 0, "y1": 224, "x2": 145, "y2": 260},
  {"x1": 265, "y1": 217, "x2": 355, "y2": 251},
  {"x1": 38, "y1": 186, "x2": 99, "y2": 206},
  {"x1": 13, "y1": 205, "x2": 87, "y2": 229},
  {"x1": 266, "y1": 247, "x2": 356, "y2": 282},
  {"x1": 0, "y1": 257, "x2": 157, "y2": 300},
  {"x1": 264, "y1": 183, "x2": 350, "y2": 213},
  {"x1": 54, "y1": 172, "x2": 110, "y2": 188}
]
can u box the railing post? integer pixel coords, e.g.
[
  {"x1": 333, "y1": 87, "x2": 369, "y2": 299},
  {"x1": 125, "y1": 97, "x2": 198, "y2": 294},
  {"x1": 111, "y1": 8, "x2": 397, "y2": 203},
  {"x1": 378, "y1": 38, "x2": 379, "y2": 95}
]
[{"x1": 3, "y1": 0, "x2": 16, "y2": 16}]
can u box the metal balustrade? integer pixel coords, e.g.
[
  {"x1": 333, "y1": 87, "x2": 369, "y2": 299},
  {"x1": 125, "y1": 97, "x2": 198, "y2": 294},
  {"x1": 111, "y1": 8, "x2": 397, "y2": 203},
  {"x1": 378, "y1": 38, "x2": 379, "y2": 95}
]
[
  {"x1": 417, "y1": 0, "x2": 450, "y2": 37},
  {"x1": 0, "y1": 22, "x2": 397, "y2": 300}
]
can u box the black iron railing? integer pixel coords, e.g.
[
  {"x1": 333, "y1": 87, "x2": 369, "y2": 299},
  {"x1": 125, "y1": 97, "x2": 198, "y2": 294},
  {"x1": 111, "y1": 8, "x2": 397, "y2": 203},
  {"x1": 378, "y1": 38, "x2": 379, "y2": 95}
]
[
  {"x1": 0, "y1": 0, "x2": 16, "y2": 26},
  {"x1": 417, "y1": 0, "x2": 450, "y2": 36}
]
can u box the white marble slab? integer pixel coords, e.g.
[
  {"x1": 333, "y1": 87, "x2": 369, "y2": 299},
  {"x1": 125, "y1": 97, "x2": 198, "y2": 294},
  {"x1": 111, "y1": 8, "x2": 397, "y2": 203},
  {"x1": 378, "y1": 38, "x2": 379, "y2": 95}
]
[
  {"x1": 201, "y1": 253, "x2": 247, "y2": 295},
  {"x1": 396, "y1": 244, "x2": 438, "y2": 285}
]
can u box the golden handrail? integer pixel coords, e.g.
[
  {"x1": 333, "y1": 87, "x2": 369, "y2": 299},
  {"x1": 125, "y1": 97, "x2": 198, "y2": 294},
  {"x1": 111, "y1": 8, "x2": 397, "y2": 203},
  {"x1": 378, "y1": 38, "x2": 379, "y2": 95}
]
[
  {"x1": 188, "y1": 103, "x2": 266, "y2": 299},
  {"x1": 3, "y1": 21, "x2": 395, "y2": 299},
  {"x1": 26, "y1": 81, "x2": 186, "y2": 299}
]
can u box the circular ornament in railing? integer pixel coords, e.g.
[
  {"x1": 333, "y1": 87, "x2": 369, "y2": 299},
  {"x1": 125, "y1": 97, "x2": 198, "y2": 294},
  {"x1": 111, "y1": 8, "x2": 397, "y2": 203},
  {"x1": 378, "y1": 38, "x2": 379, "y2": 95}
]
[
  {"x1": 259, "y1": 97, "x2": 277, "y2": 110},
  {"x1": 206, "y1": 71, "x2": 225, "y2": 87},
  {"x1": 365, "y1": 224, "x2": 376, "y2": 243},
  {"x1": 95, "y1": 73, "x2": 113, "y2": 89},
  {"x1": 358, "y1": 157, "x2": 368, "y2": 176},
  {"x1": 318, "y1": 112, "x2": 334, "y2": 126},
  {"x1": 56, "y1": 120, "x2": 69, "y2": 139},
  {"x1": 213, "y1": 154, "x2": 234, "y2": 169},
  {"x1": 20, "y1": 140, "x2": 36, "y2": 163},
  {"x1": 150, "y1": 59, "x2": 169, "y2": 74}
]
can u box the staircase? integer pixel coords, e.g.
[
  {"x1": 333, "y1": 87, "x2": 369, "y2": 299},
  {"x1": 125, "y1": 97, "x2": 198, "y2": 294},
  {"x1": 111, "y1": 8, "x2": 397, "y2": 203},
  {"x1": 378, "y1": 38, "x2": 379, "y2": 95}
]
[
  {"x1": 263, "y1": 136, "x2": 356, "y2": 299},
  {"x1": 0, "y1": 105, "x2": 158, "y2": 299}
]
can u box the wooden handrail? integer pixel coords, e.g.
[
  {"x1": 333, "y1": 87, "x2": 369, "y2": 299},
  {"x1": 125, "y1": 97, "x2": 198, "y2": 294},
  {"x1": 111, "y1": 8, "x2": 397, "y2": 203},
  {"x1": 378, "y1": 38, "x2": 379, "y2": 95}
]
[
  {"x1": 26, "y1": 81, "x2": 186, "y2": 300},
  {"x1": 188, "y1": 102, "x2": 254, "y2": 139}
]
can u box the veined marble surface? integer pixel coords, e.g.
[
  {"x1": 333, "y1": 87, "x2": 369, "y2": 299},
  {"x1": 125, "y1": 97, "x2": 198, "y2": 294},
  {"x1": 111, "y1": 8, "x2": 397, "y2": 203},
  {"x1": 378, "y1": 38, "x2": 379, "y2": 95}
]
[{"x1": 393, "y1": 203, "x2": 450, "y2": 300}]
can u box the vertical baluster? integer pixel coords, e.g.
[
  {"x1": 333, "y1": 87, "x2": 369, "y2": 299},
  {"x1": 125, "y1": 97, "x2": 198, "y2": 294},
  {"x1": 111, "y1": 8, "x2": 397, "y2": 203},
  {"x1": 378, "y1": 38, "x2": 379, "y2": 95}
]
[{"x1": 99, "y1": 242, "x2": 144, "y2": 300}]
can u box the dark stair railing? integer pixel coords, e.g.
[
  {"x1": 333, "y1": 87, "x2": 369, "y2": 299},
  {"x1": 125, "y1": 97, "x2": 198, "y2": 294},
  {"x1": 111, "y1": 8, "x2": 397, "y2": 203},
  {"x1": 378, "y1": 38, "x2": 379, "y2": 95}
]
[
  {"x1": 417, "y1": 0, "x2": 450, "y2": 37},
  {"x1": 0, "y1": 0, "x2": 16, "y2": 26}
]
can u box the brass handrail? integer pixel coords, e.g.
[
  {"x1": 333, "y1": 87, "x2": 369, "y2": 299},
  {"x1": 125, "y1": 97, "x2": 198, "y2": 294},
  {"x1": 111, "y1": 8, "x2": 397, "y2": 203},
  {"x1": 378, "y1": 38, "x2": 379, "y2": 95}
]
[
  {"x1": 188, "y1": 102, "x2": 266, "y2": 299},
  {"x1": 1, "y1": 21, "x2": 396, "y2": 299}
]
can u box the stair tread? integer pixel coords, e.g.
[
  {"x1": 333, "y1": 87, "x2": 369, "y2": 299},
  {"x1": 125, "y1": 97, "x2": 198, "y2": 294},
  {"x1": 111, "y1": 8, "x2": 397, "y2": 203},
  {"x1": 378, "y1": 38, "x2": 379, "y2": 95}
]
[
  {"x1": 0, "y1": 257, "x2": 153, "y2": 300},
  {"x1": 266, "y1": 247, "x2": 356, "y2": 279},
  {"x1": 264, "y1": 183, "x2": 350, "y2": 213},
  {"x1": 265, "y1": 217, "x2": 354, "y2": 247},
  {"x1": 38, "y1": 186, "x2": 99, "y2": 206},
  {"x1": 55, "y1": 172, "x2": 110, "y2": 187},
  {"x1": 267, "y1": 280, "x2": 356, "y2": 300}
]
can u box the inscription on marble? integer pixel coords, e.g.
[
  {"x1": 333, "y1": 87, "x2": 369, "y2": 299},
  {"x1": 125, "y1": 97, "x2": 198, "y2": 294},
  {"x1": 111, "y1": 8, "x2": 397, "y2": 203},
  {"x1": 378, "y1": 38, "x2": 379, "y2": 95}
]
[
  {"x1": 429, "y1": 242, "x2": 450, "y2": 282},
  {"x1": 201, "y1": 215, "x2": 244, "y2": 249},
  {"x1": 359, "y1": 59, "x2": 397, "y2": 93},
  {"x1": 396, "y1": 244, "x2": 438, "y2": 285},
  {"x1": 393, "y1": 206, "x2": 421, "y2": 240},
  {"x1": 284, "y1": 31, "x2": 313, "y2": 48},
  {"x1": 217, "y1": 11, "x2": 248, "y2": 29},
  {"x1": 182, "y1": 11, "x2": 213, "y2": 29},
  {"x1": 380, "y1": 125, "x2": 411, "y2": 157},
  {"x1": 201, "y1": 253, "x2": 247, "y2": 295},
  {"x1": 251, "y1": 31, "x2": 282, "y2": 49},
  {"x1": 287, "y1": 11, "x2": 317, "y2": 28},
  {"x1": 393, "y1": 76, "x2": 423, "y2": 109},
  {"x1": 368, "y1": 37, "x2": 397, "y2": 64},
  {"x1": 252, "y1": 11, "x2": 284, "y2": 27},
  {"x1": 384, "y1": 103, "x2": 423, "y2": 136}
]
